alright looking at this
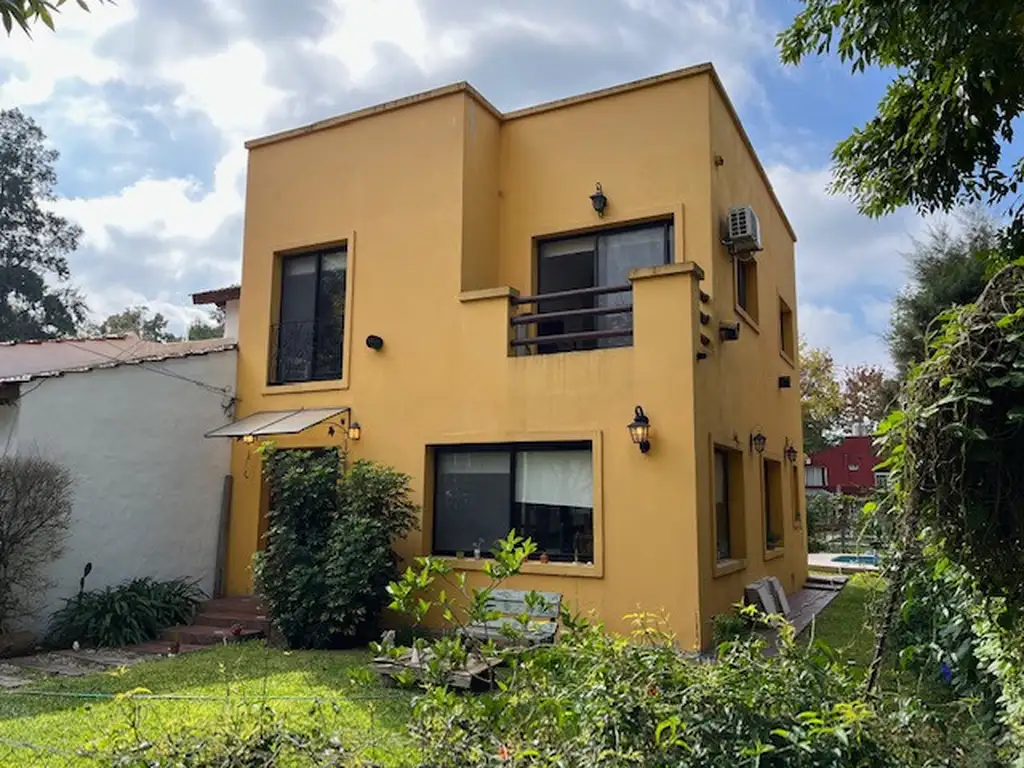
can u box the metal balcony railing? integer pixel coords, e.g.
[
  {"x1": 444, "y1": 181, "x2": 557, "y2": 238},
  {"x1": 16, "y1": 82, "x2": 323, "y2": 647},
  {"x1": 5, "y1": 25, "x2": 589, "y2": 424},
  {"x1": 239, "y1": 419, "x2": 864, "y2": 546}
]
[
  {"x1": 510, "y1": 283, "x2": 634, "y2": 355},
  {"x1": 268, "y1": 320, "x2": 343, "y2": 384}
]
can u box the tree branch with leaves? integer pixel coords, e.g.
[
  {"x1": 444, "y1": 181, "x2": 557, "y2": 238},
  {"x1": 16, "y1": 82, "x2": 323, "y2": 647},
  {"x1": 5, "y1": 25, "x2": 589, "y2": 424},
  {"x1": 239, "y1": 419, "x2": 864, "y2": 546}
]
[{"x1": 1, "y1": 0, "x2": 109, "y2": 37}]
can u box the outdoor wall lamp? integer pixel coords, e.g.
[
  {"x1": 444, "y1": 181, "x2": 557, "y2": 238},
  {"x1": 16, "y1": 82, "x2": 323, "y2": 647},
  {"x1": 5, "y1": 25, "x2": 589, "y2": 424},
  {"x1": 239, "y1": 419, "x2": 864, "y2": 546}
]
[
  {"x1": 784, "y1": 439, "x2": 798, "y2": 464},
  {"x1": 241, "y1": 434, "x2": 255, "y2": 444},
  {"x1": 750, "y1": 428, "x2": 766, "y2": 455},
  {"x1": 628, "y1": 405, "x2": 651, "y2": 454},
  {"x1": 590, "y1": 182, "x2": 608, "y2": 217},
  {"x1": 347, "y1": 422, "x2": 361, "y2": 441}
]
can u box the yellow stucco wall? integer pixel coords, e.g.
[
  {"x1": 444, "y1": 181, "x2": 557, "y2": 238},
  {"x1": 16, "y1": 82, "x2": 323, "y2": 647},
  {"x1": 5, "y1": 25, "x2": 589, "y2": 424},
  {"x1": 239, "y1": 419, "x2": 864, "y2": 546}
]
[{"x1": 225, "y1": 66, "x2": 804, "y2": 649}]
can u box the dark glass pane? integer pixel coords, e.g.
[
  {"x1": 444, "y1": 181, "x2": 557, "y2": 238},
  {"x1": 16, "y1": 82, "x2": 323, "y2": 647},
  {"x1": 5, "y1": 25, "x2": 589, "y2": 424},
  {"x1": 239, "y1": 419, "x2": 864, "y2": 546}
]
[
  {"x1": 737, "y1": 263, "x2": 749, "y2": 311},
  {"x1": 313, "y1": 249, "x2": 346, "y2": 380},
  {"x1": 433, "y1": 451, "x2": 511, "y2": 554},
  {"x1": 513, "y1": 448, "x2": 593, "y2": 562},
  {"x1": 536, "y1": 237, "x2": 596, "y2": 353},
  {"x1": 276, "y1": 254, "x2": 317, "y2": 383},
  {"x1": 715, "y1": 450, "x2": 731, "y2": 561},
  {"x1": 596, "y1": 225, "x2": 669, "y2": 348},
  {"x1": 514, "y1": 504, "x2": 593, "y2": 562}
]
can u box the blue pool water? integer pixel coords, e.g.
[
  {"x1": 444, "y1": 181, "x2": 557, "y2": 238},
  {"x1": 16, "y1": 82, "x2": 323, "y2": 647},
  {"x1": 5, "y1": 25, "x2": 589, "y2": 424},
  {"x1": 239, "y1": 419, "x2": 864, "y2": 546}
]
[{"x1": 833, "y1": 554, "x2": 880, "y2": 565}]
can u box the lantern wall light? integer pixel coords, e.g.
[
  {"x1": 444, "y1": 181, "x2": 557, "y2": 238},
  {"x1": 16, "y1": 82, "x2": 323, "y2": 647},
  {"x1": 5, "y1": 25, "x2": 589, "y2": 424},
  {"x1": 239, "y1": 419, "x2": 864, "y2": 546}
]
[
  {"x1": 784, "y1": 439, "x2": 798, "y2": 464},
  {"x1": 750, "y1": 428, "x2": 766, "y2": 455},
  {"x1": 348, "y1": 422, "x2": 362, "y2": 441},
  {"x1": 627, "y1": 405, "x2": 651, "y2": 454},
  {"x1": 590, "y1": 182, "x2": 608, "y2": 217}
]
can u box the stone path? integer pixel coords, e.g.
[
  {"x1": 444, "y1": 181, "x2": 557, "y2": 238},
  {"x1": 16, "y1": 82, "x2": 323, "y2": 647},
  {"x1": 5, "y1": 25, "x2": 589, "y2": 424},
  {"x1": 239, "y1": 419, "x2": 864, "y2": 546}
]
[{"x1": 0, "y1": 648, "x2": 152, "y2": 688}]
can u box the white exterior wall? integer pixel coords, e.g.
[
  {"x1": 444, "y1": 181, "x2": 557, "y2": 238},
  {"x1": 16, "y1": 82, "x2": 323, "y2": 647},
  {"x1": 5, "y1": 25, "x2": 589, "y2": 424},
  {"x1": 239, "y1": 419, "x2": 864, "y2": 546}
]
[
  {"x1": 224, "y1": 299, "x2": 240, "y2": 339},
  {"x1": 8, "y1": 351, "x2": 236, "y2": 633}
]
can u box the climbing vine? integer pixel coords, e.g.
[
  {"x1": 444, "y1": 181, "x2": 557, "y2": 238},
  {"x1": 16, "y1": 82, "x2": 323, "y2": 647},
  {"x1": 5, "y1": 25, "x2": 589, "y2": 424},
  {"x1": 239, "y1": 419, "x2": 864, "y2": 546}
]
[{"x1": 873, "y1": 263, "x2": 1024, "y2": 758}]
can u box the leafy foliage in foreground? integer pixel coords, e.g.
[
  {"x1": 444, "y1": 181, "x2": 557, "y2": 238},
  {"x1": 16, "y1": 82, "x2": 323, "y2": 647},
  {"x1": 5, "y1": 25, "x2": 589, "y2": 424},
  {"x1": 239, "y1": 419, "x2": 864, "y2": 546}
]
[
  {"x1": 874, "y1": 263, "x2": 1024, "y2": 760},
  {"x1": 47, "y1": 577, "x2": 204, "y2": 648},
  {"x1": 254, "y1": 446, "x2": 419, "y2": 649},
  {"x1": 383, "y1": 533, "x2": 959, "y2": 766}
]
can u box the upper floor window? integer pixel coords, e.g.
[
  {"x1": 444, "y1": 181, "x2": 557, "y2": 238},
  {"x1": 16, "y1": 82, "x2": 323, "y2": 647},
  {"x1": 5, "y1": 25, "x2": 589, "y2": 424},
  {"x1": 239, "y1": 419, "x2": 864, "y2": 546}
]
[
  {"x1": 532, "y1": 221, "x2": 673, "y2": 353},
  {"x1": 779, "y1": 297, "x2": 795, "y2": 361},
  {"x1": 735, "y1": 258, "x2": 759, "y2": 323},
  {"x1": 271, "y1": 247, "x2": 347, "y2": 385}
]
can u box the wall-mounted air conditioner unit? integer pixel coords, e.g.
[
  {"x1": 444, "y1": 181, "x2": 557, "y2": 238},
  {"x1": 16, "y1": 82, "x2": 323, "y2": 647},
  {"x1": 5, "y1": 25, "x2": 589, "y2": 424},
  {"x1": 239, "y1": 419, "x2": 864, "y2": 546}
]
[{"x1": 722, "y1": 205, "x2": 762, "y2": 259}]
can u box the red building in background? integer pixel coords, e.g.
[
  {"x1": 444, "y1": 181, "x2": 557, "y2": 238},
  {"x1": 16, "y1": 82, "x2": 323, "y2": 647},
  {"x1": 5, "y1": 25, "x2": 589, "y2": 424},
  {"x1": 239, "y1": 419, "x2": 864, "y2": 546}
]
[{"x1": 805, "y1": 434, "x2": 886, "y2": 496}]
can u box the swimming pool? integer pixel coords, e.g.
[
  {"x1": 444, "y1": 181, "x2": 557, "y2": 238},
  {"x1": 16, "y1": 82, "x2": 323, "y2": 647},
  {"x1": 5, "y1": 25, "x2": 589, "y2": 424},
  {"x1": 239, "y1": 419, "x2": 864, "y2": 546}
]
[{"x1": 833, "y1": 554, "x2": 880, "y2": 565}]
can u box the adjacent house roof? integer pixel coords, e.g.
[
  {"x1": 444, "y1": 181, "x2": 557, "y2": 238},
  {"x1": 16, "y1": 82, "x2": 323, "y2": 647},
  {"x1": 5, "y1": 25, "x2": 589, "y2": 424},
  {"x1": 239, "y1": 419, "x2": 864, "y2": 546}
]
[
  {"x1": 192, "y1": 285, "x2": 241, "y2": 307},
  {"x1": 0, "y1": 334, "x2": 237, "y2": 384}
]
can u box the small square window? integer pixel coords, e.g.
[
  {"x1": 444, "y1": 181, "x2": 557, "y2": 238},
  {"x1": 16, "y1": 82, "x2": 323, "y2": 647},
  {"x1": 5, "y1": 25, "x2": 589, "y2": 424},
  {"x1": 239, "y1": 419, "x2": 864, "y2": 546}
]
[
  {"x1": 735, "y1": 258, "x2": 759, "y2": 322},
  {"x1": 779, "y1": 298, "x2": 795, "y2": 360}
]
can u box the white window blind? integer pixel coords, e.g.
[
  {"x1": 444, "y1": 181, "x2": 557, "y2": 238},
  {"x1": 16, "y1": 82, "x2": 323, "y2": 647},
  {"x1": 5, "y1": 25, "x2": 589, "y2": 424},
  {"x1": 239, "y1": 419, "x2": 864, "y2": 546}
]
[{"x1": 515, "y1": 450, "x2": 592, "y2": 508}]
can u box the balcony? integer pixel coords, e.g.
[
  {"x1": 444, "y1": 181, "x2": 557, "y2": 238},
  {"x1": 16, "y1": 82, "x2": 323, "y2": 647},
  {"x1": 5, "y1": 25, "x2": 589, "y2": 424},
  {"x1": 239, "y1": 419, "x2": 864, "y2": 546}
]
[
  {"x1": 510, "y1": 283, "x2": 634, "y2": 355},
  {"x1": 268, "y1": 320, "x2": 344, "y2": 385}
]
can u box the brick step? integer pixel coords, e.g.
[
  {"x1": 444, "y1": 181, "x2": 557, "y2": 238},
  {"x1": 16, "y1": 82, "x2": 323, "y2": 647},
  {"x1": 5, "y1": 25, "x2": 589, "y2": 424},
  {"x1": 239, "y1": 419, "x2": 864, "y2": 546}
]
[
  {"x1": 126, "y1": 641, "x2": 209, "y2": 655},
  {"x1": 201, "y1": 596, "x2": 265, "y2": 613},
  {"x1": 192, "y1": 611, "x2": 269, "y2": 630},
  {"x1": 160, "y1": 625, "x2": 264, "y2": 646}
]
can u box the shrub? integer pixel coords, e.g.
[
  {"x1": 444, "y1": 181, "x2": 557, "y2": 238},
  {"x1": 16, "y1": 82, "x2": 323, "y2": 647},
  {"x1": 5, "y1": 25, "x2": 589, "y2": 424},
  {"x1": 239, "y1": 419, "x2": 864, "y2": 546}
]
[
  {"x1": 0, "y1": 454, "x2": 73, "y2": 632},
  {"x1": 386, "y1": 534, "x2": 949, "y2": 767},
  {"x1": 47, "y1": 577, "x2": 204, "y2": 647},
  {"x1": 253, "y1": 447, "x2": 418, "y2": 649}
]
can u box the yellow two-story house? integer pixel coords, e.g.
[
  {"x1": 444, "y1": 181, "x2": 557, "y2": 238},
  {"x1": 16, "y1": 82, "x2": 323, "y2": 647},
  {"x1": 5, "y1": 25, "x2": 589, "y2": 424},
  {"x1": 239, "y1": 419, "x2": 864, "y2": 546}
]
[{"x1": 211, "y1": 63, "x2": 806, "y2": 649}]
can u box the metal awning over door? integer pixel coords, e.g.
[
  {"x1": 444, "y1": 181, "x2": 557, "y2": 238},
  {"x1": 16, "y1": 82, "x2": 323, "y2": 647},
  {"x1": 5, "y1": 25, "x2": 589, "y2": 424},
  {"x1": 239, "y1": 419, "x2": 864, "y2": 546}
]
[{"x1": 205, "y1": 407, "x2": 350, "y2": 439}]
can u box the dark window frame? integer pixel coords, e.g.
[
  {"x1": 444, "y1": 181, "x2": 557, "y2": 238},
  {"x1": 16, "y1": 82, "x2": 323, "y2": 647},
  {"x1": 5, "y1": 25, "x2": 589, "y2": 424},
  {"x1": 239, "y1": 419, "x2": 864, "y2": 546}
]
[
  {"x1": 714, "y1": 447, "x2": 732, "y2": 562},
  {"x1": 735, "y1": 258, "x2": 759, "y2": 322},
  {"x1": 532, "y1": 219, "x2": 674, "y2": 352},
  {"x1": 431, "y1": 441, "x2": 594, "y2": 562},
  {"x1": 272, "y1": 246, "x2": 347, "y2": 385}
]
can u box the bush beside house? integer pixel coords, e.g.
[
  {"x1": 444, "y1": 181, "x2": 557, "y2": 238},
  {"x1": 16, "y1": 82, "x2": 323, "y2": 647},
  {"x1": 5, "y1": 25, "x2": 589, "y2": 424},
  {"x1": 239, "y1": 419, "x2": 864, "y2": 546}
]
[{"x1": 254, "y1": 446, "x2": 418, "y2": 649}]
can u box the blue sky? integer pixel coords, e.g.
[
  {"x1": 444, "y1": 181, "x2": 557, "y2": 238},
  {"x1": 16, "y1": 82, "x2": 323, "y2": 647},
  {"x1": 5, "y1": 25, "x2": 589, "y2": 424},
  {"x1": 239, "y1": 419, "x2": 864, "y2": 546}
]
[{"x1": 0, "y1": 0, "x2": 945, "y2": 368}]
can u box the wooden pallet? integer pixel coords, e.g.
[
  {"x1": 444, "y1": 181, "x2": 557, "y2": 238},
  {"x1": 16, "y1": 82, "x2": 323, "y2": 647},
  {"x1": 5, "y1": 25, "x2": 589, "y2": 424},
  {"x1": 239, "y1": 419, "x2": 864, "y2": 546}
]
[{"x1": 371, "y1": 649, "x2": 503, "y2": 690}]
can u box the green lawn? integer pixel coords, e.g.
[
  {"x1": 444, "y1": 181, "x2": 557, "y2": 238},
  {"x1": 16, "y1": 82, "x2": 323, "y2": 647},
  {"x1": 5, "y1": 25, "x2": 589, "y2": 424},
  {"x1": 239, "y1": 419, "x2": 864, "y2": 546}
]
[
  {"x1": 803, "y1": 572, "x2": 886, "y2": 678},
  {"x1": 0, "y1": 645, "x2": 416, "y2": 766}
]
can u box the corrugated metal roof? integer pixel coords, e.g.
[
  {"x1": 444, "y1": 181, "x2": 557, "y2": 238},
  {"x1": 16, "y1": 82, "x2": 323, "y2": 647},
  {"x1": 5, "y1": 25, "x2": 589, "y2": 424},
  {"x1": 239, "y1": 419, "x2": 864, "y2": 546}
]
[
  {"x1": 0, "y1": 334, "x2": 237, "y2": 384},
  {"x1": 205, "y1": 407, "x2": 349, "y2": 438}
]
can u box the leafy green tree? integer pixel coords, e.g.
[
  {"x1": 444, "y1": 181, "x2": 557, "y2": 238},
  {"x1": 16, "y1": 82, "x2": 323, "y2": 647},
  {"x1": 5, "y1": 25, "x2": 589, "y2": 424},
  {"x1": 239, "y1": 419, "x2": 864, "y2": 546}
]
[
  {"x1": 99, "y1": 306, "x2": 180, "y2": 342},
  {"x1": 187, "y1": 307, "x2": 225, "y2": 340},
  {"x1": 1, "y1": 0, "x2": 108, "y2": 37},
  {"x1": 888, "y1": 212, "x2": 995, "y2": 374},
  {"x1": 799, "y1": 338, "x2": 843, "y2": 452},
  {"x1": 0, "y1": 108, "x2": 86, "y2": 342},
  {"x1": 778, "y1": 0, "x2": 1024, "y2": 241},
  {"x1": 841, "y1": 364, "x2": 899, "y2": 431}
]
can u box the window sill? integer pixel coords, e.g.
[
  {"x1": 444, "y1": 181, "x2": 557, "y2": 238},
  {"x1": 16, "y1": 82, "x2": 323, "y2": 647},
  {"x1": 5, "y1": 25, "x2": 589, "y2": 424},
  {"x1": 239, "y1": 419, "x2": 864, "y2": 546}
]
[
  {"x1": 779, "y1": 349, "x2": 795, "y2": 368},
  {"x1": 713, "y1": 558, "x2": 747, "y2": 578},
  {"x1": 439, "y1": 557, "x2": 603, "y2": 579},
  {"x1": 763, "y1": 547, "x2": 785, "y2": 562},
  {"x1": 262, "y1": 379, "x2": 349, "y2": 396},
  {"x1": 735, "y1": 305, "x2": 760, "y2": 333}
]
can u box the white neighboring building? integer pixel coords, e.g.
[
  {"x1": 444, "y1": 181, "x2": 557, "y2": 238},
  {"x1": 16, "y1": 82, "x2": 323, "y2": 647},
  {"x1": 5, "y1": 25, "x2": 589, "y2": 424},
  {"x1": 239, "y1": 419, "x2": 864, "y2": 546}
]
[{"x1": 0, "y1": 334, "x2": 237, "y2": 635}]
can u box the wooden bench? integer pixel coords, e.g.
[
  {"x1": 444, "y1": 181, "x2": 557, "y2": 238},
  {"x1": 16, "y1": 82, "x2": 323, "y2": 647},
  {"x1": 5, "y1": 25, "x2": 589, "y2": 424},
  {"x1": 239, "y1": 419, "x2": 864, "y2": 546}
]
[{"x1": 461, "y1": 589, "x2": 562, "y2": 646}]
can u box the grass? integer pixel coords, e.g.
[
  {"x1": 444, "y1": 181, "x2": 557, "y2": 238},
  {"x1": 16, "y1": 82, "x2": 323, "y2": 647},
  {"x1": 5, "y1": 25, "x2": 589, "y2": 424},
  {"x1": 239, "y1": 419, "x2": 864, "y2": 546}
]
[
  {"x1": 804, "y1": 572, "x2": 886, "y2": 679},
  {"x1": 0, "y1": 644, "x2": 416, "y2": 766}
]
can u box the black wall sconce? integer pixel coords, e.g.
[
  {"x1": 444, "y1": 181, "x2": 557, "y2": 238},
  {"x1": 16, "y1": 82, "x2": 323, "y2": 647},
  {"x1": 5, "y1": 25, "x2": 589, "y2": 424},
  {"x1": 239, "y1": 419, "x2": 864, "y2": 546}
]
[
  {"x1": 750, "y1": 428, "x2": 766, "y2": 455},
  {"x1": 778, "y1": 375, "x2": 792, "y2": 389},
  {"x1": 590, "y1": 182, "x2": 608, "y2": 217},
  {"x1": 720, "y1": 322, "x2": 740, "y2": 342},
  {"x1": 628, "y1": 405, "x2": 651, "y2": 454},
  {"x1": 784, "y1": 439, "x2": 798, "y2": 464},
  {"x1": 366, "y1": 334, "x2": 384, "y2": 351}
]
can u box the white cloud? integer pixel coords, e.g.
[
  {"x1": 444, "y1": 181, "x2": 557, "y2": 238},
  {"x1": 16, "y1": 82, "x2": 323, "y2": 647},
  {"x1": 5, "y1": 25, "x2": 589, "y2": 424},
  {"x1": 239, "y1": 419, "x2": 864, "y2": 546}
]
[
  {"x1": 0, "y1": 1, "x2": 135, "y2": 108},
  {"x1": 160, "y1": 40, "x2": 287, "y2": 137}
]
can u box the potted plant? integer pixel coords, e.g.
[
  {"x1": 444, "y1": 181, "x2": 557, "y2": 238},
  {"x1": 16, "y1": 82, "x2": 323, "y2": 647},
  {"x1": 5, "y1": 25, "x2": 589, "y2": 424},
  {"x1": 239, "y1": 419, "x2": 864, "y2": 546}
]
[{"x1": 539, "y1": 551, "x2": 550, "y2": 564}]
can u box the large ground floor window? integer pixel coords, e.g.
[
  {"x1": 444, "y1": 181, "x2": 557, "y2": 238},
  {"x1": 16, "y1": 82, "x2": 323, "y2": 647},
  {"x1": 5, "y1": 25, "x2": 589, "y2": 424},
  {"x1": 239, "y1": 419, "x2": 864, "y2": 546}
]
[{"x1": 432, "y1": 442, "x2": 594, "y2": 563}]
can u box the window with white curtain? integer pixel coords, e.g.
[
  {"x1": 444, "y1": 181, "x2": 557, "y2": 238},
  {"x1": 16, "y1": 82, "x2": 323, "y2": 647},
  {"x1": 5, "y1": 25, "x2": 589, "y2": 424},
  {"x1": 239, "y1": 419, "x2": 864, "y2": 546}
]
[{"x1": 432, "y1": 444, "x2": 594, "y2": 562}]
